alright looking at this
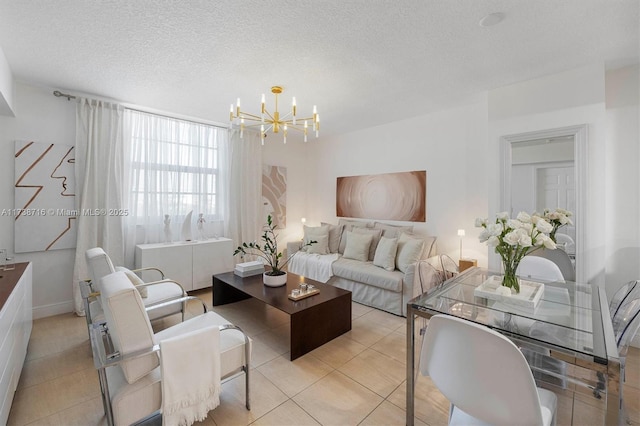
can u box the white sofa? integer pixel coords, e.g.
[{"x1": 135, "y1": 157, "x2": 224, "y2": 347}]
[{"x1": 287, "y1": 219, "x2": 440, "y2": 316}]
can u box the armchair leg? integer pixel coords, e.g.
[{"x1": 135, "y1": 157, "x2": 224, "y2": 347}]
[
  {"x1": 98, "y1": 367, "x2": 115, "y2": 426},
  {"x1": 220, "y1": 323, "x2": 251, "y2": 410}
]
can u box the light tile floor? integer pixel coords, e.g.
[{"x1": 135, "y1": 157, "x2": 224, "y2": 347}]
[{"x1": 7, "y1": 288, "x2": 640, "y2": 425}]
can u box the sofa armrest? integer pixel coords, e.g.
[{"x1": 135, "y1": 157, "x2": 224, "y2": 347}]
[{"x1": 287, "y1": 240, "x2": 303, "y2": 257}]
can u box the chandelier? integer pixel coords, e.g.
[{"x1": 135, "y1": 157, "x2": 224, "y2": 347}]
[{"x1": 230, "y1": 86, "x2": 319, "y2": 144}]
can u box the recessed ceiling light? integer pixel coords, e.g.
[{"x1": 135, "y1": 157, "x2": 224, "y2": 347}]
[{"x1": 479, "y1": 12, "x2": 505, "y2": 27}]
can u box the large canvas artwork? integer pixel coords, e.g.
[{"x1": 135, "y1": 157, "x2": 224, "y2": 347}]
[
  {"x1": 262, "y1": 165, "x2": 287, "y2": 228},
  {"x1": 337, "y1": 170, "x2": 426, "y2": 222},
  {"x1": 14, "y1": 141, "x2": 77, "y2": 253}
]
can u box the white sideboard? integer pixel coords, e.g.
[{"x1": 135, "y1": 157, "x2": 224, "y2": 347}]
[
  {"x1": 135, "y1": 239, "x2": 234, "y2": 291},
  {"x1": 0, "y1": 262, "x2": 32, "y2": 426}
]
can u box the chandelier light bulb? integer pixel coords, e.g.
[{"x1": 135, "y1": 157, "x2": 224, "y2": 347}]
[{"x1": 230, "y1": 86, "x2": 319, "y2": 143}]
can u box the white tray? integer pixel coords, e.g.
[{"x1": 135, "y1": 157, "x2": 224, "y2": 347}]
[{"x1": 474, "y1": 275, "x2": 544, "y2": 311}]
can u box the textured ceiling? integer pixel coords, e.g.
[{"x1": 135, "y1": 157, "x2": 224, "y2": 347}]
[{"x1": 0, "y1": 0, "x2": 638, "y2": 140}]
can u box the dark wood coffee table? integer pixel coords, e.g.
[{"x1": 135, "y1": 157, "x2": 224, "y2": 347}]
[{"x1": 212, "y1": 271, "x2": 352, "y2": 360}]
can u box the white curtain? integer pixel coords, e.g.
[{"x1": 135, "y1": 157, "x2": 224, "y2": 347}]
[
  {"x1": 123, "y1": 110, "x2": 230, "y2": 267},
  {"x1": 225, "y1": 129, "x2": 262, "y2": 253},
  {"x1": 72, "y1": 98, "x2": 126, "y2": 315}
]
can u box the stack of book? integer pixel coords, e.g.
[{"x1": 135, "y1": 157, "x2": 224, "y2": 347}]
[{"x1": 234, "y1": 260, "x2": 265, "y2": 277}]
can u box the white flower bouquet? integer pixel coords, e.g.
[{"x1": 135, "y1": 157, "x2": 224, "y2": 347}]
[
  {"x1": 541, "y1": 208, "x2": 573, "y2": 240},
  {"x1": 475, "y1": 211, "x2": 558, "y2": 293}
]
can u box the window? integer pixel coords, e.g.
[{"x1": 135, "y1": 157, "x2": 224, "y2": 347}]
[{"x1": 126, "y1": 109, "x2": 229, "y2": 242}]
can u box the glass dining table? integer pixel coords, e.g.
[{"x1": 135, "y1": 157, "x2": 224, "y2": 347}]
[{"x1": 406, "y1": 267, "x2": 621, "y2": 426}]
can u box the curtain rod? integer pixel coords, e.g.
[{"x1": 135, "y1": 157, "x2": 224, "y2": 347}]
[
  {"x1": 52, "y1": 90, "x2": 229, "y2": 130},
  {"x1": 53, "y1": 90, "x2": 76, "y2": 101},
  {"x1": 124, "y1": 106, "x2": 229, "y2": 130}
]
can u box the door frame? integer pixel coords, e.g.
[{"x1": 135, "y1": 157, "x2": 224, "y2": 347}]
[{"x1": 500, "y1": 124, "x2": 587, "y2": 282}]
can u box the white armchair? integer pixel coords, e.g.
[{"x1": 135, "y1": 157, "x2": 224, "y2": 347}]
[
  {"x1": 83, "y1": 247, "x2": 186, "y2": 328},
  {"x1": 91, "y1": 271, "x2": 251, "y2": 426}
]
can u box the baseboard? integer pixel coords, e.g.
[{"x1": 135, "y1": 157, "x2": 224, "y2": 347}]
[{"x1": 32, "y1": 301, "x2": 74, "y2": 319}]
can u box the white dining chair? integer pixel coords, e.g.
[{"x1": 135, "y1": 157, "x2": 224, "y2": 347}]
[
  {"x1": 554, "y1": 233, "x2": 575, "y2": 254},
  {"x1": 516, "y1": 256, "x2": 568, "y2": 389},
  {"x1": 610, "y1": 281, "x2": 640, "y2": 420},
  {"x1": 529, "y1": 248, "x2": 575, "y2": 282},
  {"x1": 517, "y1": 256, "x2": 565, "y2": 282},
  {"x1": 420, "y1": 315, "x2": 557, "y2": 426},
  {"x1": 610, "y1": 280, "x2": 638, "y2": 320}
]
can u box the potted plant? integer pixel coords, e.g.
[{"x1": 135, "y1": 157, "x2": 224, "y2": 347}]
[{"x1": 233, "y1": 215, "x2": 316, "y2": 287}]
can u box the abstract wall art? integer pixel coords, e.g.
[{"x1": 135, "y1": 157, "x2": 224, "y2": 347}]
[
  {"x1": 336, "y1": 170, "x2": 426, "y2": 222},
  {"x1": 262, "y1": 165, "x2": 287, "y2": 228},
  {"x1": 14, "y1": 141, "x2": 77, "y2": 253}
]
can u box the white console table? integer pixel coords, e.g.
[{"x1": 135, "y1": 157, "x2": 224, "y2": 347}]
[
  {"x1": 135, "y1": 239, "x2": 234, "y2": 291},
  {"x1": 0, "y1": 262, "x2": 32, "y2": 426}
]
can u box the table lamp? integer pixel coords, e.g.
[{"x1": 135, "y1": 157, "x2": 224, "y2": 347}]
[{"x1": 457, "y1": 229, "x2": 465, "y2": 260}]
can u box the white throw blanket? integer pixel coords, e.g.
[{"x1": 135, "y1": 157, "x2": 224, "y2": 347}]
[
  {"x1": 160, "y1": 326, "x2": 221, "y2": 426},
  {"x1": 288, "y1": 252, "x2": 339, "y2": 283}
]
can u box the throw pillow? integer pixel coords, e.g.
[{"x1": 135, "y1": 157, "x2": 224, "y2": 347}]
[
  {"x1": 373, "y1": 222, "x2": 414, "y2": 238},
  {"x1": 321, "y1": 222, "x2": 345, "y2": 253},
  {"x1": 338, "y1": 218, "x2": 372, "y2": 229},
  {"x1": 307, "y1": 235, "x2": 330, "y2": 255},
  {"x1": 373, "y1": 236, "x2": 399, "y2": 271},
  {"x1": 115, "y1": 266, "x2": 148, "y2": 298},
  {"x1": 342, "y1": 231, "x2": 373, "y2": 262},
  {"x1": 302, "y1": 225, "x2": 330, "y2": 254},
  {"x1": 337, "y1": 220, "x2": 370, "y2": 254},
  {"x1": 396, "y1": 232, "x2": 425, "y2": 273},
  {"x1": 352, "y1": 227, "x2": 383, "y2": 261}
]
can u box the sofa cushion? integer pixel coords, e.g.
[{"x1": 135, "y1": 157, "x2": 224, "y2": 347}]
[
  {"x1": 396, "y1": 232, "x2": 425, "y2": 273},
  {"x1": 302, "y1": 225, "x2": 329, "y2": 254},
  {"x1": 338, "y1": 219, "x2": 371, "y2": 253},
  {"x1": 343, "y1": 231, "x2": 373, "y2": 262},
  {"x1": 321, "y1": 222, "x2": 345, "y2": 253},
  {"x1": 332, "y1": 258, "x2": 404, "y2": 292},
  {"x1": 353, "y1": 227, "x2": 383, "y2": 261},
  {"x1": 307, "y1": 234, "x2": 330, "y2": 255},
  {"x1": 373, "y1": 222, "x2": 414, "y2": 238},
  {"x1": 373, "y1": 236, "x2": 398, "y2": 271}
]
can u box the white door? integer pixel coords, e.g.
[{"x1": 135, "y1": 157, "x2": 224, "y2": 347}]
[{"x1": 536, "y1": 165, "x2": 576, "y2": 242}]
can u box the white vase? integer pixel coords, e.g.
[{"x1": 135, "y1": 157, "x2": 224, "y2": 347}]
[{"x1": 263, "y1": 272, "x2": 287, "y2": 287}]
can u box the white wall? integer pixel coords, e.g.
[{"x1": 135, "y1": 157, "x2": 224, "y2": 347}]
[
  {"x1": 0, "y1": 82, "x2": 76, "y2": 318},
  {"x1": 261, "y1": 136, "x2": 310, "y2": 251},
  {"x1": 604, "y1": 64, "x2": 640, "y2": 294},
  {"x1": 304, "y1": 99, "x2": 490, "y2": 265},
  {"x1": 488, "y1": 64, "x2": 608, "y2": 285}
]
